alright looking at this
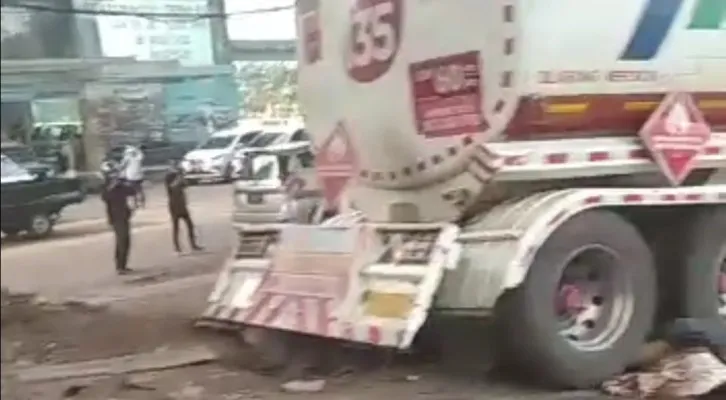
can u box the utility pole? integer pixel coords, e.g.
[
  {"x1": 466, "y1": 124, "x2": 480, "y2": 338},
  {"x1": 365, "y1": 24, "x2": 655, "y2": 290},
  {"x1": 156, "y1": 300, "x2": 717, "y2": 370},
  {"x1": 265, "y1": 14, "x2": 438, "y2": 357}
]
[{"x1": 207, "y1": 0, "x2": 231, "y2": 65}]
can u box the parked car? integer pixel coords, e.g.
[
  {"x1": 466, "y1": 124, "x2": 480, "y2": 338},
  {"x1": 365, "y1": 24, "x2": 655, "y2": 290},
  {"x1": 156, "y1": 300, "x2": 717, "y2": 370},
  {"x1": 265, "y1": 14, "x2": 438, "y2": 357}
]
[
  {"x1": 1, "y1": 141, "x2": 56, "y2": 177},
  {"x1": 1, "y1": 154, "x2": 85, "y2": 239},
  {"x1": 181, "y1": 125, "x2": 263, "y2": 184}
]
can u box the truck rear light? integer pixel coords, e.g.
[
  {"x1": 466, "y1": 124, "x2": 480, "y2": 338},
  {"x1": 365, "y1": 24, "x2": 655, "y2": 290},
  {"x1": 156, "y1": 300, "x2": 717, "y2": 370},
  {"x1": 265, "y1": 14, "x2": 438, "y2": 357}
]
[
  {"x1": 235, "y1": 231, "x2": 278, "y2": 259},
  {"x1": 378, "y1": 230, "x2": 440, "y2": 264}
]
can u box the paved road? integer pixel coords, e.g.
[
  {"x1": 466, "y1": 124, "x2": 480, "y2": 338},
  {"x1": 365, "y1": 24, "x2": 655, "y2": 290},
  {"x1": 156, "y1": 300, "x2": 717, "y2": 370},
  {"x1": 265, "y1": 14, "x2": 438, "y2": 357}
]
[
  {"x1": 1, "y1": 184, "x2": 234, "y2": 298},
  {"x1": 60, "y1": 183, "x2": 233, "y2": 224}
]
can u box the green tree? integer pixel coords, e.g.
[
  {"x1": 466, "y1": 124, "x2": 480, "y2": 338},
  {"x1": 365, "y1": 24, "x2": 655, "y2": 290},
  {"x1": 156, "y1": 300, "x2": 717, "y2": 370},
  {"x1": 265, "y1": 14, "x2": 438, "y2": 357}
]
[{"x1": 235, "y1": 61, "x2": 298, "y2": 116}]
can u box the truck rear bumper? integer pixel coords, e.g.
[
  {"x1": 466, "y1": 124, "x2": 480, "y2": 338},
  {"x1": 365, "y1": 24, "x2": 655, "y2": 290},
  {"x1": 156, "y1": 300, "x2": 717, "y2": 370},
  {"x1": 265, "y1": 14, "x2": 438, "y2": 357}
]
[{"x1": 200, "y1": 221, "x2": 461, "y2": 349}]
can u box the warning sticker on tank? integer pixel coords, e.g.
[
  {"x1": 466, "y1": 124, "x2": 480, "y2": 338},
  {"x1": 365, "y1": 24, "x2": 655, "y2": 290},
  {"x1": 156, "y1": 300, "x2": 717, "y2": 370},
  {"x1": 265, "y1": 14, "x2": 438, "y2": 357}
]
[
  {"x1": 298, "y1": 0, "x2": 322, "y2": 65},
  {"x1": 409, "y1": 51, "x2": 488, "y2": 138}
]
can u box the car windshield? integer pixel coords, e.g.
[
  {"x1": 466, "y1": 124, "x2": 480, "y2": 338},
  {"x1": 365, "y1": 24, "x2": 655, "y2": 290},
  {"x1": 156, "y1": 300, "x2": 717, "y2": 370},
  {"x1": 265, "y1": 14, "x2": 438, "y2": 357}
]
[
  {"x1": 199, "y1": 136, "x2": 235, "y2": 150},
  {"x1": 249, "y1": 132, "x2": 283, "y2": 148},
  {"x1": 2, "y1": 146, "x2": 37, "y2": 163}
]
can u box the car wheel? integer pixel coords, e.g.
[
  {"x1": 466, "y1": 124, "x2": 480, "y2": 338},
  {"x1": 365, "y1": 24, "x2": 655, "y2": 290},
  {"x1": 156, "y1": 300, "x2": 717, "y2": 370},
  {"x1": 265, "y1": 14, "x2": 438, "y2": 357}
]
[
  {"x1": 26, "y1": 213, "x2": 54, "y2": 239},
  {"x1": 222, "y1": 164, "x2": 234, "y2": 183}
]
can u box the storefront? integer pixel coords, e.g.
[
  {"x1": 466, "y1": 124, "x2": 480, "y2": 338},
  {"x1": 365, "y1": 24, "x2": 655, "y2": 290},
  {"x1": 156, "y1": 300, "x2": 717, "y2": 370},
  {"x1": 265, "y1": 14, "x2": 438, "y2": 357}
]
[{"x1": 1, "y1": 59, "x2": 239, "y2": 172}]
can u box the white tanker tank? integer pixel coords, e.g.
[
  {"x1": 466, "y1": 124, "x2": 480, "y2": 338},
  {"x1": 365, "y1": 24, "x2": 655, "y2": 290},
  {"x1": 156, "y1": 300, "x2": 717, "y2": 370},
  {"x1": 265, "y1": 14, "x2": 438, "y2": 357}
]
[{"x1": 297, "y1": 0, "x2": 726, "y2": 222}]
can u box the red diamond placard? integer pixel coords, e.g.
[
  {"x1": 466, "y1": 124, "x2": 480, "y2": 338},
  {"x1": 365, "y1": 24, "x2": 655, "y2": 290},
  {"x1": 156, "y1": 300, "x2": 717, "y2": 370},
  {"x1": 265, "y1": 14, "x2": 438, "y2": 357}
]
[
  {"x1": 316, "y1": 122, "x2": 358, "y2": 206},
  {"x1": 638, "y1": 92, "x2": 712, "y2": 186}
]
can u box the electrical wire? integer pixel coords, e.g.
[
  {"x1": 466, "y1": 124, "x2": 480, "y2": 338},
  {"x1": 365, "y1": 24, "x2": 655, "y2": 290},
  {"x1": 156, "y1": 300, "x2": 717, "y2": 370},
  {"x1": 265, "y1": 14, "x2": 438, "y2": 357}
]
[{"x1": 4, "y1": 2, "x2": 294, "y2": 20}]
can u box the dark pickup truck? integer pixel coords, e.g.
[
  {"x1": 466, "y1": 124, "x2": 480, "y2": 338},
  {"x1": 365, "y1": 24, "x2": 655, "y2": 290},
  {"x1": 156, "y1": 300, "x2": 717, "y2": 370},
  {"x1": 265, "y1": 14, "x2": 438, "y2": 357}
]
[{"x1": 1, "y1": 154, "x2": 85, "y2": 239}]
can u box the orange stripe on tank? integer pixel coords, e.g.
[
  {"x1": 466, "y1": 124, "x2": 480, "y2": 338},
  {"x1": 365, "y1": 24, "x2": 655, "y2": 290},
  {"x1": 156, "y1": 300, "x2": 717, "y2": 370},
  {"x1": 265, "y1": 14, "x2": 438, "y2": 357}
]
[{"x1": 505, "y1": 92, "x2": 726, "y2": 140}]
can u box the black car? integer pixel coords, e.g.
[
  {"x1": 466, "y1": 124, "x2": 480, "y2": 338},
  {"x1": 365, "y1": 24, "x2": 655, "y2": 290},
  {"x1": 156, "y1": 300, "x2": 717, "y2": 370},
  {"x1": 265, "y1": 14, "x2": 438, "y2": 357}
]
[
  {"x1": 1, "y1": 154, "x2": 85, "y2": 239},
  {"x1": 1, "y1": 141, "x2": 56, "y2": 176}
]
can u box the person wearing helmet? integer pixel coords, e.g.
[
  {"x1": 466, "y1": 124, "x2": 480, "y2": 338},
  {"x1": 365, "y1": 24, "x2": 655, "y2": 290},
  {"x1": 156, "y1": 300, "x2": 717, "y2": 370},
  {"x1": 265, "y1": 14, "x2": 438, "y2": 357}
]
[{"x1": 101, "y1": 162, "x2": 137, "y2": 274}]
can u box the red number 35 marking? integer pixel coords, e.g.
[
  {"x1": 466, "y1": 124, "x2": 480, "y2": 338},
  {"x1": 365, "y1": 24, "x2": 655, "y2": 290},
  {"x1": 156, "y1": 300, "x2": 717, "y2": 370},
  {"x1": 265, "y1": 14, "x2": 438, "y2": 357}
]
[{"x1": 347, "y1": 0, "x2": 403, "y2": 83}]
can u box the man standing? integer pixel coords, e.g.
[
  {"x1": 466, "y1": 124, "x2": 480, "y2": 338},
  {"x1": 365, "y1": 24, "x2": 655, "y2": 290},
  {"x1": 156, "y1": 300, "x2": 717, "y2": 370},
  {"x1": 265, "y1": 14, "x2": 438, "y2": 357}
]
[
  {"x1": 101, "y1": 163, "x2": 136, "y2": 275},
  {"x1": 165, "y1": 159, "x2": 203, "y2": 253},
  {"x1": 121, "y1": 145, "x2": 145, "y2": 208}
]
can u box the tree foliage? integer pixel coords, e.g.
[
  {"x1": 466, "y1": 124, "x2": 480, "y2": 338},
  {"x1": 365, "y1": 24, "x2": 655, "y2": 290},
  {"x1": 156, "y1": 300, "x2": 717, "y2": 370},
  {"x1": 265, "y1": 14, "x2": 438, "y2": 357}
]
[{"x1": 235, "y1": 61, "x2": 298, "y2": 117}]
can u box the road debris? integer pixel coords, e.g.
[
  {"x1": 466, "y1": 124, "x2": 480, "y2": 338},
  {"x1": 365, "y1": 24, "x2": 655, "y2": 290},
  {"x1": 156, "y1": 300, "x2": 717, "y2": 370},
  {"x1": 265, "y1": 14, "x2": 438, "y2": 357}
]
[
  {"x1": 12, "y1": 345, "x2": 218, "y2": 383},
  {"x1": 602, "y1": 318, "x2": 726, "y2": 398},
  {"x1": 168, "y1": 383, "x2": 205, "y2": 400},
  {"x1": 280, "y1": 378, "x2": 326, "y2": 393}
]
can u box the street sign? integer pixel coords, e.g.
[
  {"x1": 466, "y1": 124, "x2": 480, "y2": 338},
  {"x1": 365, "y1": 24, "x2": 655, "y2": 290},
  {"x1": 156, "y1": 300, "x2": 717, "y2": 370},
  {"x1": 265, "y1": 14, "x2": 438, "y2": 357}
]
[
  {"x1": 638, "y1": 92, "x2": 712, "y2": 186},
  {"x1": 315, "y1": 122, "x2": 358, "y2": 206}
]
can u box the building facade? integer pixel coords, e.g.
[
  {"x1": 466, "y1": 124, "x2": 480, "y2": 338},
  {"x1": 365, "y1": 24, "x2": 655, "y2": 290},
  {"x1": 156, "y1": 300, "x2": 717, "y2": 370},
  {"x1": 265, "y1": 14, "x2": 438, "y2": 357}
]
[{"x1": 1, "y1": 0, "x2": 237, "y2": 171}]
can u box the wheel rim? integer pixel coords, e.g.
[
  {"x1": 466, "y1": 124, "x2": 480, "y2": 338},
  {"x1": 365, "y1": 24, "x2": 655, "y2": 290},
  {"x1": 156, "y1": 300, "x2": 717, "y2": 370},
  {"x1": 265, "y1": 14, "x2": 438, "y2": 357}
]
[
  {"x1": 31, "y1": 215, "x2": 50, "y2": 234},
  {"x1": 717, "y1": 247, "x2": 726, "y2": 319},
  {"x1": 554, "y1": 245, "x2": 635, "y2": 352}
]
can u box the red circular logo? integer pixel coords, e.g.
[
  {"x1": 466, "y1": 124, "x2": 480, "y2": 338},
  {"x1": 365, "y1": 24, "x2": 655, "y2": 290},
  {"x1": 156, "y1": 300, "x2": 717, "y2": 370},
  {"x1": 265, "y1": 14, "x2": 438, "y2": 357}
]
[{"x1": 347, "y1": 0, "x2": 403, "y2": 83}]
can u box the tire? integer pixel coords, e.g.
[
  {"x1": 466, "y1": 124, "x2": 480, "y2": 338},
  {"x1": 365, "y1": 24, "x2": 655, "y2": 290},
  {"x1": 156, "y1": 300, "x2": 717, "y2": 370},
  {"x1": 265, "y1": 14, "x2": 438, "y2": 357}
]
[
  {"x1": 26, "y1": 213, "x2": 54, "y2": 239},
  {"x1": 185, "y1": 178, "x2": 198, "y2": 186},
  {"x1": 679, "y1": 207, "x2": 726, "y2": 332},
  {"x1": 222, "y1": 164, "x2": 234, "y2": 183},
  {"x1": 494, "y1": 210, "x2": 657, "y2": 389}
]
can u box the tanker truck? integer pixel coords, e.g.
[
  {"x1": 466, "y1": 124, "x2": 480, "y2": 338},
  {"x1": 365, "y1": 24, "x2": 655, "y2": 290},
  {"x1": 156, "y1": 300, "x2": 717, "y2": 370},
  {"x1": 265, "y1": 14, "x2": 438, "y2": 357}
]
[{"x1": 202, "y1": 0, "x2": 726, "y2": 388}]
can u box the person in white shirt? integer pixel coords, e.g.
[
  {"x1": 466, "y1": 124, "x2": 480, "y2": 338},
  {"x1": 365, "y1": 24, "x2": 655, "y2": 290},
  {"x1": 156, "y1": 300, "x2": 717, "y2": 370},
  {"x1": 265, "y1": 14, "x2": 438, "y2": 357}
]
[{"x1": 120, "y1": 145, "x2": 145, "y2": 208}]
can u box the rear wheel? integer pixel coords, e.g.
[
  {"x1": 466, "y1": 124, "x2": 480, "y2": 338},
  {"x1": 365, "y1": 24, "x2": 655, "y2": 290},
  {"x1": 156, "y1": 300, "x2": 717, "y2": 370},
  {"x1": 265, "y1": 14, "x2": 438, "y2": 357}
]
[
  {"x1": 495, "y1": 210, "x2": 656, "y2": 389},
  {"x1": 222, "y1": 164, "x2": 234, "y2": 183},
  {"x1": 26, "y1": 213, "x2": 54, "y2": 239},
  {"x1": 679, "y1": 207, "x2": 726, "y2": 333}
]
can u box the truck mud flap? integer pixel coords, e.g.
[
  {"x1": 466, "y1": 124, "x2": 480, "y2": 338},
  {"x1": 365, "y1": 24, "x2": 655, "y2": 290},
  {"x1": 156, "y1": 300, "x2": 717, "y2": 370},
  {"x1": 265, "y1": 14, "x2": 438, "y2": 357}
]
[{"x1": 201, "y1": 223, "x2": 461, "y2": 349}]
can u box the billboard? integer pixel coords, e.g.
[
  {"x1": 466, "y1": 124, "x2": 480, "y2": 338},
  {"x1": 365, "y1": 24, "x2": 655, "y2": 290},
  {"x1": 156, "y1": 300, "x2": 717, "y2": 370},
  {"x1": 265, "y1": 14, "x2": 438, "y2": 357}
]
[{"x1": 76, "y1": 0, "x2": 214, "y2": 66}]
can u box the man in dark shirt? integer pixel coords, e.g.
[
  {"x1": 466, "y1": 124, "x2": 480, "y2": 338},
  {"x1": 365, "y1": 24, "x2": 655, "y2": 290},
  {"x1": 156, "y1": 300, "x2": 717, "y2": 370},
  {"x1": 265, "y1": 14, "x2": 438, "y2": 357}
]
[
  {"x1": 101, "y1": 164, "x2": 136, "y2": 274},
  {"x1": 165, "y1": 159, "x2": 202, "y2": 253}
]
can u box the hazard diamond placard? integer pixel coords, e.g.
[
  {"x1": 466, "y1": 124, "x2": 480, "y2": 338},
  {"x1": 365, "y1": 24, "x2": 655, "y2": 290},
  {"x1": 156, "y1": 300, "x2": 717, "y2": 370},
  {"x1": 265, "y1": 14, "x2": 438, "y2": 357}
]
[
  {"x1": 316, "y1": 122, "x2": 358, "y2": 206},
  {"x1": 638, "y1": 92, "x2": 712, "y2": 186}
]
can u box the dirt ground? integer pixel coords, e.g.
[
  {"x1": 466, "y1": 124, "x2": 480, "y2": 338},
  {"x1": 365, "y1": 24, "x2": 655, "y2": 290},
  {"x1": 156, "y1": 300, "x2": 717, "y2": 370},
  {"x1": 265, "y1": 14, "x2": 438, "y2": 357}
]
[{"x1": 1, "y1": 282, "x2": 615, "y2": 400}]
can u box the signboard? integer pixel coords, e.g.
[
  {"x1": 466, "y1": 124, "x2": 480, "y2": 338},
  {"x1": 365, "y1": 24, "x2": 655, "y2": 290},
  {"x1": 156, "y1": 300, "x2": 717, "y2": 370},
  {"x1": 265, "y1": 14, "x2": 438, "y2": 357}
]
[
  {"x1": 315, "y1": 122, "x2": 358, "y2": 207},
  {"x1": 638, "y1": 92, "x2": 712, "y2": 186},
  {"x1": 77, "y1": 0, "x2": 214, "y2": 66}
]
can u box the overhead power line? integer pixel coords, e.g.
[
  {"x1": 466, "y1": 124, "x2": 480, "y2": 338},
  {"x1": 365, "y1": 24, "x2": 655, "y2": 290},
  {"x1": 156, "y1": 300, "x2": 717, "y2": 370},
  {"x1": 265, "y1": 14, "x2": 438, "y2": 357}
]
[{"x1": 4, "y1": 2, "x2": 294, "y2": 20}]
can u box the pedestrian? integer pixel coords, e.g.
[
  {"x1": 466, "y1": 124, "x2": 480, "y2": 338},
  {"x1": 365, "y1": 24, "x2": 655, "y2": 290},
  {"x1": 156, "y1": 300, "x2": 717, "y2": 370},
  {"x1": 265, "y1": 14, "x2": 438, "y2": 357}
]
[
  {"x1": 121, "y1": 144, "x2": 145, "y2": 208},
  {"x1": 100, "y1": 162, "x2": 136, "y2": 275},
  {"x1": 165, "y1": 159, "x2": 203, "y2": 253}
]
